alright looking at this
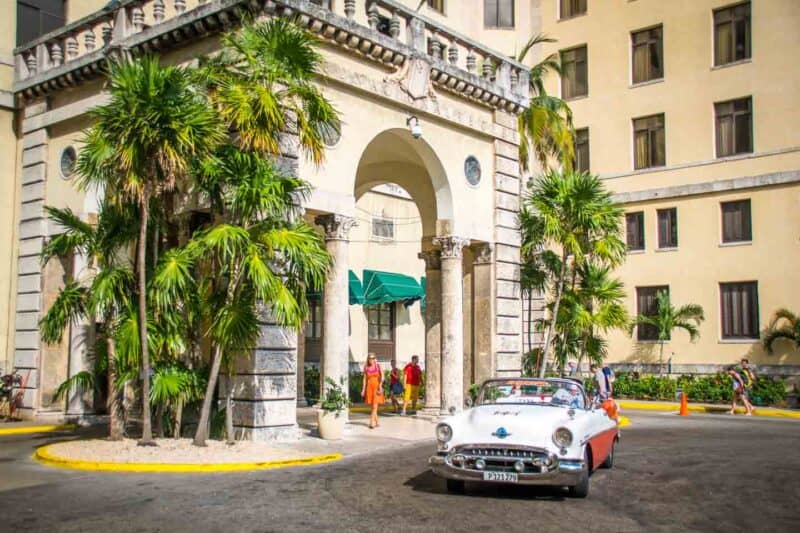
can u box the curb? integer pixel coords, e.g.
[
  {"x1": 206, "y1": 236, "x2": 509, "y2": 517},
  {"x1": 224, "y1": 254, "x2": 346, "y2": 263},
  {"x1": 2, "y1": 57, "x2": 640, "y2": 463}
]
[
  {"x1": 0, "y1": 423, "x2": 76, "y2": 436},
  {"x1": 617, "y1": 416, "x2": 631, "y2": 428},
  {"x1": 34, "y1": 444, "x2": 343, "y2": 473},
  {"x1": 617, "y1": 401, "x2": 800, "y2": 419}
]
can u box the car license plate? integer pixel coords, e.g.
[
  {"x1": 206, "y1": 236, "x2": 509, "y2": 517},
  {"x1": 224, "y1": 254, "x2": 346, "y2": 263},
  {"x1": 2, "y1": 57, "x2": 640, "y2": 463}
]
[{"x1": 483, "y1": 471, "x2": 518, "y2": 483}]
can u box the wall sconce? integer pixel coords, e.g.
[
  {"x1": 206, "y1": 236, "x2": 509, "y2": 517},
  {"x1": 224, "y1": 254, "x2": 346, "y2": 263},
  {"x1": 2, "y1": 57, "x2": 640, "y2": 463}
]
[{"x1": 407, "y1": 115, "x2": 422, "y2": 139}]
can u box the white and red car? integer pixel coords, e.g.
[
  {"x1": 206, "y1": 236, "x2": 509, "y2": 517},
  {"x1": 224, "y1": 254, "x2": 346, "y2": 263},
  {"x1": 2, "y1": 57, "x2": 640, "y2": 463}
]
[{"x1": 429, "y1": 377, "x2": 619, "y2": 497}]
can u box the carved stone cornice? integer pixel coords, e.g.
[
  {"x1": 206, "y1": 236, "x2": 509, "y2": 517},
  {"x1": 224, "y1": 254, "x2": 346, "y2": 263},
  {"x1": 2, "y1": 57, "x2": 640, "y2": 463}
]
[
  {"x1": 433, "y1": 236, "x2": 470, "y2": 260},
  {"x1": 418, "y1": 249, "x2": 442, "y2": 271},
  {"x1": 472, "y1": 243, "x2": 493, "y2": 265},
  {"x1": 315, "y1": 214, "x2": 356, "y2": 241}
]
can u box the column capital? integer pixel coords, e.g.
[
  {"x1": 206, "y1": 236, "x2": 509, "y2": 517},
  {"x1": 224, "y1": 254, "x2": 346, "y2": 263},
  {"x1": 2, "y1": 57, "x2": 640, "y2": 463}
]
[
  {"x1": 433, "y1": 236, "x2": 470, "y2": 259},
  {"x1": 472, "y1": 243, "x2": 494, "y2": 265},
  {"x1": 314, "y1": 213, "x2": 357, "y2": 241},
  {"x1": 418, "y1": 249, "x2": 442, "y2": 270}
]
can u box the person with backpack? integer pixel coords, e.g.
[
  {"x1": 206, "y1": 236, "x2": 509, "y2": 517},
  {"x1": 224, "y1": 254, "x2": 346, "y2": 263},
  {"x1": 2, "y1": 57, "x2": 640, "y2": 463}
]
[
  {"x1": 388, "y1": 359, "x2": 404, "y2": 413},
  {"x1": 727, "y1": 365, "x2": 754, "y2": 416},
  {"x1": 737, "y1": 358, "x2": 757, "y2": 413},
  {"x1": 590, "y1": 364, "x2": 613, "y2": 401}
]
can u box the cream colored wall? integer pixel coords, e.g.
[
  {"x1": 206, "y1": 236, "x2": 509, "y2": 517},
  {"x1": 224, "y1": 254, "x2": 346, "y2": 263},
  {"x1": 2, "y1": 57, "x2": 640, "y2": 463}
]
[
  {"x1": 348, "y1": 190, "x2": 426, "y2": 368},
  {"x1": 536, "y1": 0, "x2": 800, "y2": 368}
]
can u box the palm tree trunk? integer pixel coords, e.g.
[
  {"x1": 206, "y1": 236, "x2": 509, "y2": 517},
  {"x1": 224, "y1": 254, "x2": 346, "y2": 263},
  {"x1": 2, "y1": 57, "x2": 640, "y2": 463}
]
[
  {"x1": 155, "y1": 402, "x2": 165, "y2": 438},
  {"x1": 539, "y1": 250, "x2": 568, "y2": 377},
  {"x1": 194, "y1": 344, "x2": 223, "y2": 446},
  {"x1": 526, "y1": 289, "x2": 533, "y2": 356},
  {"x1": 225, "y1": 382, "x2": 234, "y2": 445},
  {"x1": 174, "y1": 399, "x2": 183, "y2": 439},
  {"x1": 659, "y1": 341, "x2": 665, "y2": 376},
  {"x1": 138, "y1": 191, "x2": 155, "y2": 445},
  {"x1": 106, "y1": 336, "x2": 124, "y2": 441}
]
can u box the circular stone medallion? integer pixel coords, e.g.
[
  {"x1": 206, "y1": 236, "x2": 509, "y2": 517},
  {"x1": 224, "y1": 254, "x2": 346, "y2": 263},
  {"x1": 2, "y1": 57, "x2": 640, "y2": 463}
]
[
  {"x1": 60, "y1": 146, "x2": 77, "y2": 179},
  {"x1": 464, "y1": 155, "x2": 481, "y2": 186}
]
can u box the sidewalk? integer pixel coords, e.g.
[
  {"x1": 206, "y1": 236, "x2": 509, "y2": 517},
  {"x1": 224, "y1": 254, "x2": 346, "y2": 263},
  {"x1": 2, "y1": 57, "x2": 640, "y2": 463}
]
[{"x1": 617, "y1": 399, "x2": 800, "y2": 419}]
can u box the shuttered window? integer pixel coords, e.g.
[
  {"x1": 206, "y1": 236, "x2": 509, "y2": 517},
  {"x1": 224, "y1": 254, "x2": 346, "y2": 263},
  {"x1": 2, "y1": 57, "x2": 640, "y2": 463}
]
[
  {"x1": 626, "y1": 212, "x2": 645, "y2": 251},
  {"x1": 632, "y1": 26, "x2": 663, "y2": 84},
  {"x1": 657, "y1": 208, "x2": 678, "y2": 249},
  {"x1": 636, "y1": 286, "x2": 669, "y2": 341},
  {"x1": 484, "y1": 0, "x2": 514, "y2": 28},
  {"x1": 721, "y1": 199, "x2": 752, "y2": 243},
  {"x1": 574, "y1": 128, "x2": 590, "y2": 173},
  {"x1": 715, "y1": 97, "x2": 752, "y2": 157},
  {"x1": 720, "y1": 282, "x2": 759, "y2": 339},
  {"x1": 714, "y1": 2, "x2": 751, "y2": 66},
  {"x1": 561, "y1": 46, "x2": 588, "y2": 99},
  {"x1": 633, "y1": 114, "x2": 666, "y2": 169},
  {"x1": 560, "y1": 0, "x2": 587, "y2": 19}
]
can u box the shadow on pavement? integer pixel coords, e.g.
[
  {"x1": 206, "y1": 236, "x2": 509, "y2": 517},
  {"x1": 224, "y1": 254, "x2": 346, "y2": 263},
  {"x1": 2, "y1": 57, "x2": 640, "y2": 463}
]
[{"x1": 403, "y1": 469, "x2": 568, "y2": 501}]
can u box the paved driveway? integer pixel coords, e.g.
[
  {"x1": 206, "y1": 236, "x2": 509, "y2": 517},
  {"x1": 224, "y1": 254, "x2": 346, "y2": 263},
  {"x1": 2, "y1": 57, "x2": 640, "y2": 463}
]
[{"x1": 1, "y1": 412, "x2": 798, "y2": 532}]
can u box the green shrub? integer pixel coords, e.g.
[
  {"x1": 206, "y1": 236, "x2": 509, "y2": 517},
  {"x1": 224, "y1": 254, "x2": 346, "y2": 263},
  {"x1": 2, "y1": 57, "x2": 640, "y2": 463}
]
[
  {"x1": 610, "y1": 372, "x2": 787, "y2": 405},
  {"x1": 304, "y1": 366, "x2": 320, "y2": 404}
]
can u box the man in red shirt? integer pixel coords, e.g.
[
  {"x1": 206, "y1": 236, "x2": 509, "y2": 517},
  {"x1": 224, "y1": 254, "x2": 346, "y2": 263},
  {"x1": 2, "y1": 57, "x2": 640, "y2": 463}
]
[{"x1": 402, "y1": 355, "x2": 422, "y2": 415}]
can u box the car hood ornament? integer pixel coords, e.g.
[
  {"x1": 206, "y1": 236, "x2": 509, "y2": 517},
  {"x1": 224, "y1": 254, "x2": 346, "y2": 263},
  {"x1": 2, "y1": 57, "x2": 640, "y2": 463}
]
[{"x1": 492, "y1": 427, "x2": 511, "y2": 439}]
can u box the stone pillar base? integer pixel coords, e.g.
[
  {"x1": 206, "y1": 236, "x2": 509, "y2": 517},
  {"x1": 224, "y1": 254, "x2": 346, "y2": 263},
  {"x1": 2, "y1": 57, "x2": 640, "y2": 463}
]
[
  {"x1": 416, "y1": 407, "x2": 441, "y2": 420},
  {"x1": 236, "y1": 425, "x2": 300, "y2": 442}
]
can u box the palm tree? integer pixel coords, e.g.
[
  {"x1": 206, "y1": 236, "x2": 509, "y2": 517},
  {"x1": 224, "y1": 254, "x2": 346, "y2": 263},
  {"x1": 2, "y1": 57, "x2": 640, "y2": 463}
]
[
  {"x1": 153, "y1": 150, "x2": 330, "y2": 446},
  {"x1": 39, "y1": 203, "x2": 138, "y2": 440},
  {"x1": 631, "y1": 291, "x2": 705, "y2": 374},
  {"x1": 76, "y1": 56, "x2": 225, "y2": 444},
  {"x1": 196, "y1": 18, "x2": 341, "y2": 164},
  {"x1": 523, "y1": 170, "x2": 625, "y2": 377},
  {"x1": 517, "y1": 34, "x2": 575, "y2": 171},
  {"x1": 763, "y1": 309, "x2": 800, "y2": 353}
]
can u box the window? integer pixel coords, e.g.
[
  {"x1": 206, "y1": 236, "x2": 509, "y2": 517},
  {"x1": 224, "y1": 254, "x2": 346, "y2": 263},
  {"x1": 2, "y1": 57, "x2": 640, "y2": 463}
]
[
  {"x1": 626, "y1": 212, "x2": 645, "y2": 251},
  {"x1": 721, "y1": 199, "x2": 752, "y2": 243},
  {"x1": 17, "y1": 0, "x2": 66, "y2": 46},
  {"x1": 574, "y1": 128, "x2": 590, "y2": 173},
  {"x1": 715, "y1": 97, "x2": 752, "y2": 157},
  {"x1": 427, "y1": 0, "x2": 445, "y2": 14},
  {"x1": 714, "y1": 2, "x2": 751, "y2": 66},
  {"x1": 367, "y1": 303, "x2": 394, "y2": 341},
  {"x1": 371, "y1": 216, "x2": 395, "y2": 241},
  {"x1": 305, "y1": 296, "x2": 323, "y2": 340},
  {"x1": 632, "y1": 26, "x2": 663, "y2": 84},
  {"x1": 561, "y1": 46, "x2": 588, "y2": 99},
  {"x1": 720, "y1": 281, "x2": 759, "y2": 339},
  {"x1": 636, "y1": 286, "x2": 669, "y2": 341},
  {"x1": 484, "y1": 0, "x2": 514, "y2": 28},
  {"x1": 657, "y1": 208, "x2": 678, "y2": 248},
  {"x1": 560, "y1": 0, "x2": 587, "y2": 19},
  {"x1": 633, "y1": 114, "x2": 665, "y2": 169}
]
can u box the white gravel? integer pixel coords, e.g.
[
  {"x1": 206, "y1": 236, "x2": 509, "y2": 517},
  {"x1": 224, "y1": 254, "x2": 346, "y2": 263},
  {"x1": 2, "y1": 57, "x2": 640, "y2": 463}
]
[{"x1": 47, "y1": 438, "x2": 317, "y2": 464}]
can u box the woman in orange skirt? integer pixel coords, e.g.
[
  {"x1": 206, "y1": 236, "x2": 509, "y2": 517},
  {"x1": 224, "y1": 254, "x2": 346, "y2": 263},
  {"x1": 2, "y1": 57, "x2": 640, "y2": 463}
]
[{"x1": 361, "y1": 353, "x2": 384, "y2": 428}]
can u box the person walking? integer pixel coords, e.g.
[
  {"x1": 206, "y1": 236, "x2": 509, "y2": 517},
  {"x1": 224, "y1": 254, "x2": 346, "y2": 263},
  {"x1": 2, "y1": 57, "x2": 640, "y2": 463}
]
[
  {"x1": 590, "y1": 363, "x2": 612, "y2": 402},
  {"x1": 401, "y1": 355, "x2": 422, "y2": 415},
  {"x1": 737, "y1": 358, "x2": 757, "y2": 414},
  {"x1": 389, "y1": 360, "x2": 404, "y2": 413},
  {"x1": 361, "y1": 354, "x2": 384, "y2": 428},
  {"x1": 727, "y1": 366, "x2": 754, "y2": 416}
]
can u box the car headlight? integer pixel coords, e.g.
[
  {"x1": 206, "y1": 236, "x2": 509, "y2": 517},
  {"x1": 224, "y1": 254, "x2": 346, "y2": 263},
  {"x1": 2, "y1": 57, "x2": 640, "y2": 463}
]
[
  {"x1": 436, "y1": 423, "x2": 453, "y2": 443},
  {"x1": 553, "y1": 427, "x2": 573, "y2": 448}
]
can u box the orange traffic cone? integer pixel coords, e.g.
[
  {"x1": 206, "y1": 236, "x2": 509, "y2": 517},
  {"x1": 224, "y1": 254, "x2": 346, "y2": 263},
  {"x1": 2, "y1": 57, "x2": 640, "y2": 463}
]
[{"x1": 679, "y1": 391, "x2": 689, "y2": 416}]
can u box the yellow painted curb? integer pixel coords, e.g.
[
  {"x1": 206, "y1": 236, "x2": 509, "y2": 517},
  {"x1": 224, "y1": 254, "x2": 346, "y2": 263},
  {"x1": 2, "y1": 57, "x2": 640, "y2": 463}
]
[
  {"x1": 34, "y1": 444, "x2": 343, "y2": 473},
  {"x1": 617, "y1": 416, "x2": 631, "y2": 428},
  {"x1": 617, "y1": 401, "x2": 800, "y2": 419},
  {"x1": 0, "y1": 423, "x2": 76, "y2": 436}
]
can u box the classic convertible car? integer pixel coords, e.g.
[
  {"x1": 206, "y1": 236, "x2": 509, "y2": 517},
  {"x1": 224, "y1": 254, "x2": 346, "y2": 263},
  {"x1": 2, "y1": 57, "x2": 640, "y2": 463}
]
[{"x1": 429, "y1": 378, "x2": 619, "y2": 498}]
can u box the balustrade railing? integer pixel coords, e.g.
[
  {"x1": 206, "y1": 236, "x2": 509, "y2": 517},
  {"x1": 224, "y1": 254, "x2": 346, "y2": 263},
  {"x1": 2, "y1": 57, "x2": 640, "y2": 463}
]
[{"x1": 14, "y1": 0, "x2": 529, "y2": 106}]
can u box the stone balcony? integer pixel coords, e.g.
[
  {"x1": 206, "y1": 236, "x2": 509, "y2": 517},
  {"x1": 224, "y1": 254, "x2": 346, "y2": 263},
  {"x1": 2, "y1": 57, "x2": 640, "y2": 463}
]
[{"x1": 13, "y1": 0, "x2": 530, "y2": 112}]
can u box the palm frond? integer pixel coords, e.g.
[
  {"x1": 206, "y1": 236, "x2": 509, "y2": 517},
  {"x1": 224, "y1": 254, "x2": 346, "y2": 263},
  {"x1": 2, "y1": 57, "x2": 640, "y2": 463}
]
[
  {"x1": 53, "y1": 371, "x2": 98, "y2": 402},
  {"x1": 39, "y1": 282, "x2": 89, "y2": 344}
]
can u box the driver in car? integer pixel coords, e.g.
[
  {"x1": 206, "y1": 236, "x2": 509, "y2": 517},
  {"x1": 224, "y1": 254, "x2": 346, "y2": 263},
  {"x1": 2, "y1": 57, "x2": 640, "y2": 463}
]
[{"x1": 552, "y1": 383, "x2": 584, "y2": 409}]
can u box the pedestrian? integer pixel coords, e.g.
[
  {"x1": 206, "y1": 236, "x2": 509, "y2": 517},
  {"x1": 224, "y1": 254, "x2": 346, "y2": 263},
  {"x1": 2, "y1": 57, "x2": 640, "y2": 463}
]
[
  {"x1": 402, "y1": 355, "x2": 422, "y2": 415},
  {"x1": 361, "y1": 353, "x2": 384, "y2": 428},
  {"x1": 726, "y1": 366, "x2": 754, "y2": 416},
  {"x1": 602, "y1": 364, "x2": 616, "y2": 395},
  {"x1": 591, "y1": 363, "x2": 611, "y2": 402},
  {"x1": 389, "y1": 359, "x2": 404, "y2": 413},
  {"x1": 737, "y1": 358, "x2": 757, "y2": 413}
]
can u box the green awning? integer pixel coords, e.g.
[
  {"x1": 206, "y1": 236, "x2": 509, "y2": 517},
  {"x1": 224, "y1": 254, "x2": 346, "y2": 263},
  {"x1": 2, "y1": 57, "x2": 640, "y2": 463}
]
[
  {"x1": 362, "y1": 269, "x2": 424, "y2": 305},
  {"x1": 349, "y1": 270, "x2": 365, "y2": 305}
]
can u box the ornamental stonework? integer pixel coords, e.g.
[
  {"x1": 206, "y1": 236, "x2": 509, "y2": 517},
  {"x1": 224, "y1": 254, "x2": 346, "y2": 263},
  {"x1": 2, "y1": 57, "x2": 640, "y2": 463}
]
[
  {"x1": 433, "y1": 236, "x2": 470, "y2": 259},
  {"x1": 314, "y1": 214, "x2": 357, "y2": 241}
]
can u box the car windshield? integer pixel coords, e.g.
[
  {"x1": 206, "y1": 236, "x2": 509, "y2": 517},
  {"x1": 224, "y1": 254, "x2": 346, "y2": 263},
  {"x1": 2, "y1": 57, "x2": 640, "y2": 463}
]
[{"x1": 477, "y1": 379, "x2": 587, "y2": 409}]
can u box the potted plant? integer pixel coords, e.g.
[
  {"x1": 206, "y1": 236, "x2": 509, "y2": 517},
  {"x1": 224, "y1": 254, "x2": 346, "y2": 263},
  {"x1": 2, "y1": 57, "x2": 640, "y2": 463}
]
[{"x1": 318, "y1": 377, "x2": 350, "y2": 440}]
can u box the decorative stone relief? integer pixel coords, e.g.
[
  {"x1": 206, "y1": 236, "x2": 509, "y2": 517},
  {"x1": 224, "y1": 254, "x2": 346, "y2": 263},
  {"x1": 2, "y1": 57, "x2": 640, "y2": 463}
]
[
  {"x1": 433, "y1": 236, "x2": 471, "y2": 259},
  {"x1": 315, "y1": 214, "x2": 357, "y2": 241}
]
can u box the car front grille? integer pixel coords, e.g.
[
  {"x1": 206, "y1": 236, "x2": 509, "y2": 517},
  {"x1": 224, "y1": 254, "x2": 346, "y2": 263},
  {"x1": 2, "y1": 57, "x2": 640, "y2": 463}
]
[{"x1": 448, "y1": 445, "x2": 558, "y2": 473}]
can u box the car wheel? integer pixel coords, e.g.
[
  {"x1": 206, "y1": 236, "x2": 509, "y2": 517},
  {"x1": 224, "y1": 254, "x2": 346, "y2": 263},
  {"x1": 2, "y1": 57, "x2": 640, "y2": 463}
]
[
  {"x1": 600, "y1": 441, "x2": 615, "y2": 469},
  {"x1": 568, "y1": 449, "x2": 590, "y2": 498},
  {"x1": 446, "y1": 479, "x2": 465, "y2": 494}
]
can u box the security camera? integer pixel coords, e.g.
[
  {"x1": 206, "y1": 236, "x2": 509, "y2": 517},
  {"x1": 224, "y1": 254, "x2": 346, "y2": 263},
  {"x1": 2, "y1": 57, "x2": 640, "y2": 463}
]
[{"x1": 407, "y1": 115, "x2": 422, "y2": 139}]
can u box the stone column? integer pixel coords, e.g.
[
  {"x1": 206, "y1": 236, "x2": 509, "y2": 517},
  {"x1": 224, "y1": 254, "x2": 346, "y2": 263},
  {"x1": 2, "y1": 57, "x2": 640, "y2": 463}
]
[
  {"x1": 433, "y1": 235, "x2": 469, "y2": 415},
  {"x1": 472, "y1": 243, "x2": 496, "y2": 386},
  {"x1": 418, "y1": 249, "x2": 441, "y2": 415},
  {"x1": 315, "y1": 214, "x2": 356, "y2": 398},
  {"x1": 296, "y1": 326, "x2": 306, "y2": 407}
]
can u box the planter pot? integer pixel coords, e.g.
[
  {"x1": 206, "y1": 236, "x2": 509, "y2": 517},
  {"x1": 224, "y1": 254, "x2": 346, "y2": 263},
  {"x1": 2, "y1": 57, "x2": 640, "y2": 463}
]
[{"x1": 317, "y1": 409, "x2": 346, "y2": 440}]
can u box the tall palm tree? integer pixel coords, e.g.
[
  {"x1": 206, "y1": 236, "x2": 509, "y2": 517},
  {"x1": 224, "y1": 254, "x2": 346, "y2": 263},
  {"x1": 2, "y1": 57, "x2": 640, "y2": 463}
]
[
  {"x1": 523, "y1": 169, "x2": 625, "y2": 377},
  {"x1": 39, "y1": 203, "x2": 138, "y2": 440},
  {"x1": 763, "y1": 309, "x2": 800, "y2": 353},
  {"x1": 517, "y1": 34, "x2": 575, "y2": 171},
  {"x1": 630, "y1": 291, "x2": 705, "y2": 374},
  {"x1": 196, "y1": 18, "x2": 341, "y2": 164},
  {"x1": 76, "y1": 55, "x2": 225, "y2": 444}
]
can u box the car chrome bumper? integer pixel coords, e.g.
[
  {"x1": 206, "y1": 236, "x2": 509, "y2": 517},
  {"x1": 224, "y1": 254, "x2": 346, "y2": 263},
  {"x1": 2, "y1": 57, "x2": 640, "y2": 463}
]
[{"x1": 428, "y1": 455, "x2": 584, "y2": 486}]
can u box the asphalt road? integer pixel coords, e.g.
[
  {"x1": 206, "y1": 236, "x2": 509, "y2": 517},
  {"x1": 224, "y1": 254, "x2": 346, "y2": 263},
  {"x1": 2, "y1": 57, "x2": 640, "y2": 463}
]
[{"x1": 1, "y1": 412, "x2": 799, "y2": 533}]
